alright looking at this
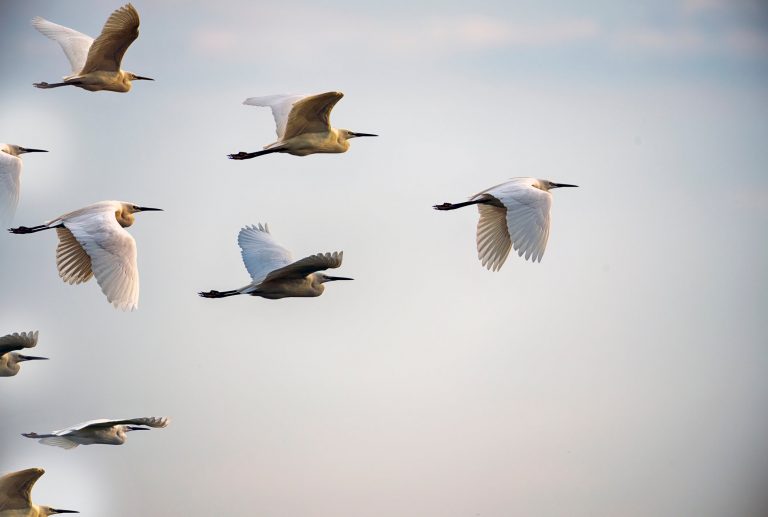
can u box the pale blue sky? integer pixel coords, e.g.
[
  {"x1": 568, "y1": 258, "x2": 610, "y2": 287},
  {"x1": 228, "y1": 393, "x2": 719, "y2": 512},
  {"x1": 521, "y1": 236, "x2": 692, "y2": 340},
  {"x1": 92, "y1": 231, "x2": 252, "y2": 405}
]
[{"x1": 1, "y1": 1, "x2": 767, "y2": 516}]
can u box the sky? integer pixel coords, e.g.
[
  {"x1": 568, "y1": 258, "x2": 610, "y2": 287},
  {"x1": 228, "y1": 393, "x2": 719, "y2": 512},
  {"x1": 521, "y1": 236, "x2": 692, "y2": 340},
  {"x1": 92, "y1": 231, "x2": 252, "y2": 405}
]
[{"x1": 1, "y1": 0, "x2": 767, "y2": 515}]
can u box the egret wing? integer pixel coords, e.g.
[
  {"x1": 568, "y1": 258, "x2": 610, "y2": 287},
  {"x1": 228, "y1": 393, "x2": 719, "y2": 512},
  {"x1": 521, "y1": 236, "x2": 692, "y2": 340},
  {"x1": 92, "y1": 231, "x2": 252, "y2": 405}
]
[
  {"x1": 0, "y1": 468, "x2": 43, "y2": 510},
  {"x1": 64, "y1": 208, "x2": 139, "y2": 311},
  {"x1": 474, "y1": 199, "x2": 512, "y2": 271},
  {"x1": 264, "y1": 251, "x2": 343, "y2": 282},
  {"x1": 84, "y1": 416, "x2": 170, "y2": 429},
  {"x1": 38, "y1": 437, "x2": 79, "y2": 449},
  {"x1": 238, "y1": 224, "x2": 293, "y2": 284},
  {"x1": 0, "y1": 331, "x2": 39, "y2": 357},
  {"x1": 32, "y1": 17, "x2": 94, "y2": 75},
  {"x1": 0, "y1": 152, "x2": 21, "y2": 226},
  {"x1": 244, "y1": 94, "x2": 306, "y2": 140},
  {"x1": 80, "y1": 3, "x2": 140, "y2": 74},
  {"x1": 56, "y1": 227, "x2": 94, "y2": 284},
  {"x1": 283, "y1": 91, "x2": 344, "y2": 140}
]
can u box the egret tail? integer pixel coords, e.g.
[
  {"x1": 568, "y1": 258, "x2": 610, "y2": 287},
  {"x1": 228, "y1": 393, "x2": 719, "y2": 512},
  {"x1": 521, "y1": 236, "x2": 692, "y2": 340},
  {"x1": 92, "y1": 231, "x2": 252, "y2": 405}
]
[{"x1": 198, "y1": 289, "x2": 241, "y2": 298}]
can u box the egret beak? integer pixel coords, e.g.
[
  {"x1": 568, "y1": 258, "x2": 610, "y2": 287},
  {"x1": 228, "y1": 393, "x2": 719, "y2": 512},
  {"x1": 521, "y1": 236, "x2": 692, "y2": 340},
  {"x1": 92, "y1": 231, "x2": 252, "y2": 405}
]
[
  {"x1": 325, "y1": 276, "x2": 354, "y2": 281},
  {"x1": 349, "y1": 132, "x2": 378, "y2": 138},
  {"x1": 135, "y1": 206, "x2": 163, "y2": 212},
  {"x1": 549, "y1": 183, "x2": 579, "y2": 188},
  {"x1": 17, "y1": 354, "x2": 49, "y2": 362},
  {"x1": 50, "y1": 510, "x2": 79, "y2": 514},
  {"x1": 18, "y1": 147, "x2": 48, "y2": 154},
  {"x1": 126, "y1": 426, "x2": 150, "y2": 432},
  {"x1": 133, "y1": 75, "x2": 154, "y2": 81}
]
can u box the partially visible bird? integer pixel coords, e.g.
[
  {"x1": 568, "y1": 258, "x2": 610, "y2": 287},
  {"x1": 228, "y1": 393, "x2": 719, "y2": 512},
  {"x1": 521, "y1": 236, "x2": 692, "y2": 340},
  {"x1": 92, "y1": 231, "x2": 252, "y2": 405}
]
[
  {"x1": 0, "y1": 331, "x2": 47, "y2": 378},
  {"x1": 8, "y1": 201, "x2": 163, "y2": 311},
  {"x1": 32, "y1": 3, "x2": 153, "y2": 92},
  {"x1": 434, "y1": 178, "x2": 578, "y2": 271},
  {"x1": 199, "y1": 223, "x2": 352, "y2": 299},
  {"x1": 22, "y1": 417, "x2": 170, "y2": 449},
  {"x1": 0, "y1": 468, "x2": 78, "y2": 515},
  {"x1": 228, "y1": 91, "x2": 377, "y2": 160},
  {"x1": 0, "y1": 144, "x2": 48, "y2": 226}
]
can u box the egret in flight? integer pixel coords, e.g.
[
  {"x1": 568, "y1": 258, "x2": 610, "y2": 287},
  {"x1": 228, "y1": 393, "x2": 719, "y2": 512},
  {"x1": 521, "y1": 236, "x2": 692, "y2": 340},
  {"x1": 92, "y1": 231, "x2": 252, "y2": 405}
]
[
  {"x1": 228, "y1": 91, "x2": 377, "y2": 160},
  {"x1": 0, "y1": 331, "x2": 47, "y2": 378},
  {"x1": 9, "y1": 201, "x2": 163, "y2": 311},
  {"x1": 0, "y1": 144, "x2": 48, "y2": 226},
  {"x1": 32, "y1": 3, "x2": 153, "y2": 92},
  {"x1": 0, "y1": 468, "x2": 78, "y2": 515},
  {"x1": 22, "y1": 417, "x2": 169, "y2": 449},
  {"x1": 434, "y1": 178, "x2": 578, "y2": 271},
  {"x1": 199, "y1": 223, "x2": 352, "y2": 299}
]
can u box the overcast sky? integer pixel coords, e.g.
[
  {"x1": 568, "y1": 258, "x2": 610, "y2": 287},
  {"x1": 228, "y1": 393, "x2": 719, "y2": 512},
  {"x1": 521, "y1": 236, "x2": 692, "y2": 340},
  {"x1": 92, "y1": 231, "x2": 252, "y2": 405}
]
[{"x1": 1, "y1": 0, "x2": 767, "y2": 515}]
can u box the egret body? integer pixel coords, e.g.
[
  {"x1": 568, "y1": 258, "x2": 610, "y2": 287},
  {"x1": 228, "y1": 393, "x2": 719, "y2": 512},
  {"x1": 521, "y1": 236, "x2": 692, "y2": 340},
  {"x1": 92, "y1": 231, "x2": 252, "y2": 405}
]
[
  {"x1": 0, "y1": 468, "x2": 78, "y2": 515},
  {"x1": 199, "y1": 223, "x2": 352, "y2": 299},
  {"x1": 434, "y1": 177, "x2": 578, "y2": 270},
  {"x1": 23, "y1": 417, "x2": 169, "y2": 449},
  {"x1": 32, "y1": 3, "x2": 153, "y2": 93},
  {"x1": 228, "y1": 92, "x2": 377, "y2": 160},
  {"x1": 0, "y1": 144, "x2": 48, "y2": 225},
  {"x1": 9, "y1": 201, "x2": 163, "y2": 311},
  {"x1": 0, "y1": 332, "x2": 47, "y2": 378}
]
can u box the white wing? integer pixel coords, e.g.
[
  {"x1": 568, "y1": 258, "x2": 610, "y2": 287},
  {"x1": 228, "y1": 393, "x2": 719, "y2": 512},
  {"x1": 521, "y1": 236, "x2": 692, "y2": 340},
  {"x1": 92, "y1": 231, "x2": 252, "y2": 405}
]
[
  {"x1": 32, "y1": 16, "x2": 94, "y2": 75},
  {"x1": 52, "y1": 418, "x2": 113, "y2": 435},
  {"x1": 472, "y1": 179, "x2": 552, "y2": 265},
  {"x1": 0, "y1": 152, "x2": 21, "y2": 226},
  {"x1": 264, "y1": 252, "x2": 344, "y2": 282},
  {"x1": 55, "y1": 416, "x2": 168, "y2": 433},
  {"x1": 80, "y1": 3, "x2": 140, "y2": 74},
  {"x1": 0, "y1": 468, "x2": 44, "y2": 509},
  {"x1": 243, "y1": 94, "x2": 307, "y2": 140},
  {"x1": 62, "y1": 204, "x2": 139, "y2": 311},
  {"x1": 38, "y1": 437, "x2": 79, "y2": 449},
  {"x1": 237, "y1": 224, "x2": 293, "y2": 284},
  {"x1": 0, "y1": 331, "x2": 39, "y2": 357}
]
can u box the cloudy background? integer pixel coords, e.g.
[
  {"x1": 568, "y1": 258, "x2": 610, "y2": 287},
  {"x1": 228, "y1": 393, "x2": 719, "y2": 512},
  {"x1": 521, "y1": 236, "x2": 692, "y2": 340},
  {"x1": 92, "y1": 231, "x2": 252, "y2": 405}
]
[{"x1": 1, "y1": 0, "x2": 767, "y2": 515}]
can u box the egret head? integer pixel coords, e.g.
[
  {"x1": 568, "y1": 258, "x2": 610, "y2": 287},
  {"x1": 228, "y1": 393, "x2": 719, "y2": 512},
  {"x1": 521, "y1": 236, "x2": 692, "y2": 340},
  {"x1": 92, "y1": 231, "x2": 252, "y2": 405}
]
[
  {"x1": 317, "y1": 273, "x2": 354, "y2": 283},
  {"x1": 339, "y1": 129, "x2": 378, "y2": 141},
  {"x1": 116, "y1": 203, "x2": 163, "y2": 228},
  {"x1": 41, "y1": 507, "x2": 79, "y2": 515},
  {"x1": 0, "y1": 143, "x2": 48, "y2": 156},
  {"x1": 126, "y1": 72, "x2": 154, "y2": 82},
  {"x1": 534, "y1": 179, "x2": 579, "y2": 191}
]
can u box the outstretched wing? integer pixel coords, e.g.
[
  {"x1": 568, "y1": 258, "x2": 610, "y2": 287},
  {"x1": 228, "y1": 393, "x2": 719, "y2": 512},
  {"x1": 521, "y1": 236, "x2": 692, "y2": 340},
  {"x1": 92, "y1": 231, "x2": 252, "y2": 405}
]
[
  {"x1": 32, "y1": 16, "x2": 94, "y2": 75},
  {"x1": 283, "y1": 91, "x2": 344, "y2": 140},
  {"x1": 83, "y1": 416, "x2": 170, "y2": 429},
  {"x1": 243, "y1": 94, "x2": 306, "y2": 140},
  {"x1": 237, "y1": 224, "x2": 293, "y2": 284},
  {"x1": 80, "y1": 3, "x2": 140, "y2": 74},
  {"x1": 56, "y1": 227, "x2": 94, "y2": 284},
  {"x1": 0, "y1": 468, "x2": 43, "y2": 510},
  {"x1": 263, "y1": 251, "x2": 343, "y2": 282},
  {"x1": 0, "y1": 151, "x2": 21, "y2": 226},
  {"x1": 0, "y1": 331, "x2": 39, "y2": 357},
  {"x1": 475, "y1": 200, "x2": 512, "y2": 272},
  {"x1": 63, "y1": 206, "x2": 139, "y2": 311}
]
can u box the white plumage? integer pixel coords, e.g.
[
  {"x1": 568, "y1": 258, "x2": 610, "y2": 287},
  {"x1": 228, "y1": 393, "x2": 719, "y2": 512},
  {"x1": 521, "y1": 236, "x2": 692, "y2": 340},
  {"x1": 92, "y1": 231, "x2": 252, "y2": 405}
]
[
  {"x1": 0, "y1": 144, "x2": 48, "y2": 226},
  {"x1": 23, "y1": 417, "x2": 170, "y2": 449}
]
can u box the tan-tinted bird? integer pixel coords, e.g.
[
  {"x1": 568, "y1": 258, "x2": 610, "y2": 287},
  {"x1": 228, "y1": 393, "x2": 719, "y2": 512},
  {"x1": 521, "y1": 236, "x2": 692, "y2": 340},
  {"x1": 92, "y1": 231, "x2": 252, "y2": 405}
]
[
  {"x1": 9, "y1": 201, "x2": 163, "y2": 311},
  {"x1": 0, "y1": 468, "x2": 78, "y2": 515},
  {"x1": 23, "y1": 417, "x2": 169, "y2": 449},
  {"x1": 228, "y1": 92, "x2": 377, "y2": 160},
  {"x1": 0, "y1": 331, "x2": 47, "y2": 378},
  {"x1": 32, "y1": 3, "x2": 153, "y2": 92},
  {"x1": 0, "y1": 144, "x2": 48, "y2": 226},
  {"x1": 199, "y1": 223, "x2": 352, "y2": 299}
]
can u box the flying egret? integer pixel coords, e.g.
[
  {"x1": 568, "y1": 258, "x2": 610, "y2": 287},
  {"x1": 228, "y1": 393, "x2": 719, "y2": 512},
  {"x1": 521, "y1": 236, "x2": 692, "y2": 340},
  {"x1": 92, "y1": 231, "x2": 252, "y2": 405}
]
[
  {"x1": 228, "y1": 91, "x2": 377, "y2": 160},
  {"x1": 0, "y1": 331, "x2": 48, "y2": 378},
  {"x1": 199, "y1": 223, "x2": 352, "y2": 299},
  {"x1": 0, "y1": 144, "x2": 48, "y2": 226},
  {"x1": 433, "y1": 178, "x2": 578, "y2": 271},
  {"x1": 0, "y1": 468, "x2": 78, "y2": 515},
  {"x1": 22, "y1": 417, "x2": 169, "y2": 449},
  {"x1": 8, "y1": 201, "x2": 163, "y2": 311},
  {"x1": 32, "y1": 3, "x2": 153, "y2": 92}
]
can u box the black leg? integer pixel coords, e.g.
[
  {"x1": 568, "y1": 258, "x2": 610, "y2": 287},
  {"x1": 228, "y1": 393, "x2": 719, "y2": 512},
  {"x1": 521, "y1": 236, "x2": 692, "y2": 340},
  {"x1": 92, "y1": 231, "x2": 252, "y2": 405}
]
[{"x1": 227, "y1": 148, "x2": 281, "y2": 160}]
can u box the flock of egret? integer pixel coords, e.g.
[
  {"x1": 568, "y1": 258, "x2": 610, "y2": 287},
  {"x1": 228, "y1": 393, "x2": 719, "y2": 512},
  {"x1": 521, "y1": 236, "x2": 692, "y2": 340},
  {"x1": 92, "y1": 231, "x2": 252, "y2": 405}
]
[{"x1": 1, "y1": 3, "x2": 578, "y2": 514}]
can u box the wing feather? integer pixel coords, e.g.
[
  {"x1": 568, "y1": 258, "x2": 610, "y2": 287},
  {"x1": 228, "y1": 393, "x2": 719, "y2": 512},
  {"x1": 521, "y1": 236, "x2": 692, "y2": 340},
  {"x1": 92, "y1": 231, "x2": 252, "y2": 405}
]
[
  {"x1": 263, "y1": 251, "x2": 343, "y2": 283},
  {"x1": 80, "y1": 3, "x2": 140, "y2": 74},
  {"x1": 0, "y1": 152, "x2": 21, "y2": 226},
  {"x1": 38, "y1": 437, "x2": 79, "y2": 449},
  {"x1": 32, "y1": 16, "x2": 94, "y2": 75},
  {"x1": 237, "y1": 224, "x2": 293, "y2": 284},
  {"x1": 243, "y1": 94, "x2": 306, "y2": 140},
  {"x1": 0, "y1": 468, "x2": 43, "y2": 509},
  {"x1": 0, "y1": 331, "x2": 38, "y2": 357},
  {"x1": 56, "y1": 227, "x2": 94, "y2": 284},
  {"x1": 283, "y1": 91, "x2": 344, "y2": 140}
]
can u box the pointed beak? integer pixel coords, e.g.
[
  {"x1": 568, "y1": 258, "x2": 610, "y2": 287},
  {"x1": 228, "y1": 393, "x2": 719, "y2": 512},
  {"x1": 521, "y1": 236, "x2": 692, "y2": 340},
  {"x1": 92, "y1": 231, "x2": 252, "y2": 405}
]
[
  {"x1": 349, "y1": 132, "x2": 378, "y2": 138},
  {"x1": 549, "y1": 183, "x2": 579, "y2": 188},
  {"x1": 18, "y1": 147, "x2": 48, "y2": 154},
  {"x1": 127, "y1": 426, "x2": 150, "y2": 432},
  {"x1": 17, "y1": 354, "x2": 49, "y2": 362},
  {"x1": 325, "y1": 276, "x2": 354, "y2": 281},
  {"x1": 50, "y1": 510, "x2": 79, "y2": 514},
  {"x1": 135, "y1": 206, "x2": 163, "y2": 212},
  {"x1": 134, "y1": 75, "x2": 154, "y2": 81}
]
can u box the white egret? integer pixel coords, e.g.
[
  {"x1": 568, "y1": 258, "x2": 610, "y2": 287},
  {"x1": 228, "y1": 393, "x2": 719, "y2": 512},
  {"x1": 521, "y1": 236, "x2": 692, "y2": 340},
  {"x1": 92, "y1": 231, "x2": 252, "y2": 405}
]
[
  {"x1": 0, "y1": 468, "x2": 78, "y2": 515},
  {"x1": 0, "y1": 144, "x2": 48, "y2": 226},
  {"x1": 228, "y1": 91, "x2": 377, "y2": 160},
  {"x1": 22, "y1": 417, "x2": 169, "y2": 449},
  {"x1": 199, "y1": 223, "x2": 352, "y2": 299},
  {"x1": 32, "y1": 3, "x2": 153, "y2": 92},
  {"x1": 8, "y1": 201, "x2": 163, "y2": 311},
  {"x1": 0, "y1": 331, "x2": 48, "y2": 378},
  {"x1": 434, "y1": 178, "x2": 578, "y2": 270}
]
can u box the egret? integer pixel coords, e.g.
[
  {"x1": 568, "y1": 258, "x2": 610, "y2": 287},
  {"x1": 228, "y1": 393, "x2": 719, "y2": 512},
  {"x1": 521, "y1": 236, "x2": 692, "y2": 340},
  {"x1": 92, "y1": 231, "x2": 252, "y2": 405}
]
[
  {"x1": 0, "y1": 144, "x2": 48, "y2": 226},
  {"x1": 199, "y1": 223, "x2": 352, "y2": 299},
  {"x1": 228, "y1": 91, "x2": 377, "y2": 160},
  {"x1": 32, "y1": 3, "x2": 153, "y2": 92},
  {"x1": 8, "y1": 201, "x2": 163, "y2": 311},
  {"x1": 0, "y1": 331, "x2": 48, "y2": 378},
  {"x1": 433, "y1": 178, "x2": 578, "y2": 270},
  {"x1": 22, "y1": 417, "x2": 169, "y2": 449},
  {"x1": 0, "y1": 468, "x2": 78, "y2": 515}
]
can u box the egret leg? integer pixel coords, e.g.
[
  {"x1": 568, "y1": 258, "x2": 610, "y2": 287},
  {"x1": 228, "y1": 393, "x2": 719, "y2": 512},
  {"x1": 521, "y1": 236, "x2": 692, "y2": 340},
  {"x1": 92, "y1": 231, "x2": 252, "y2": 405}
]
[
  {"x1": 433, "y1": 199, "x2": 490, "y2": 211},
  {"x1": 33, "y1": 81, "x2": 80, "y2": 89},
  {"x1": 21, "y1": 432, "x2": 55, "y2": 438},
  {"x1": 198, "y1": 289, "x2": 241, "y2": 298},
  {"x1": 227, "y1": 149, "x2": 281, "y2": 160},
  {"x1": 8, "y1": 224, "x2": 61, "y2": 234}
]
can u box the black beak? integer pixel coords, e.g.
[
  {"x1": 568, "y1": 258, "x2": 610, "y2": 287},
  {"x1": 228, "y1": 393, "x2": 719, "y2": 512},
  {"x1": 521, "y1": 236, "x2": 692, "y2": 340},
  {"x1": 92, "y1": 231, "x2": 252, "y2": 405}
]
[
  {"x1": 17, "y1": 354, "x2": 49, "y2": 362},
  {"x1": 127, "y1": 426, "x2": 150, "y2": 431},
  {"x1": 50, "y1": 510, "x2": 79, "y2": 514},
  {"x1": 549, "y1": 182, "x2": 579, "y2": 188},
  {"x1": 134, "y1": 76, "x2": 154, "y2": 81},
  {"x1": 325, "y1": 276, "x2": 354, "y2": 281},
  {"x1": 19, "y1": 147, "x2": 48, "y2": 154},
  {"x1": 350, "y1": 132, "x2": 378, "y2": 137},
  {"x1": 136, "y1": 206, "x2": 163, "y2": 212}
]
